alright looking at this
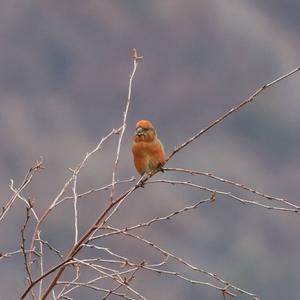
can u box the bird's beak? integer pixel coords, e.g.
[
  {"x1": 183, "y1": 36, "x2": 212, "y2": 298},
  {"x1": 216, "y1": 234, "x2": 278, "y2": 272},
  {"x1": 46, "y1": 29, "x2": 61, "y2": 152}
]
[{"x1": 136, "y1": 127, "x2": 145, "y2": 136}]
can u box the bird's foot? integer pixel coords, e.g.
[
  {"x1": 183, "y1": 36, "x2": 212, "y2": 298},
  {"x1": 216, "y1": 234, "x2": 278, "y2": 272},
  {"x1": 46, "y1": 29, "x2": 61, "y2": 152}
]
[
  {"x1": 157, "y1": 164, "x2": 165, "y2": 173},
  {"x1": 137, "y1": 179, "x2": 145, "y2": 188}
]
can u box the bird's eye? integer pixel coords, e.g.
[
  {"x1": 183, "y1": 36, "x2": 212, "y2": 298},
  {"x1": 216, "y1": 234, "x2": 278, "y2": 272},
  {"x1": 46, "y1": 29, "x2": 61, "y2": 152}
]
[{"x1": 135, "y1": 127, "x2": 154, "y2": 135}]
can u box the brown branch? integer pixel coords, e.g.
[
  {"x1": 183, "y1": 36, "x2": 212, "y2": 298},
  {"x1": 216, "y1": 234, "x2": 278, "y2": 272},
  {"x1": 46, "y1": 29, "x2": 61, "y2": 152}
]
[
  {"x1": 19, "y1": 61, "x2": 300, "y2": 299},
  {"x1": 20, "y1": 188, "x2": 128, "y2": 299},
  {"x1": 57, "y1": 177, "x2": 135, "y2": 205},
  {"x1": 146, "y1": 179, "x2": 300, "y2": 213},
  {"x1": 21, "y1": 207, "x2": 33, "y2": 286},
  {"x1": 20, "y1": 258, "x2": 74, "y2": 299},
  {"x1": 102, "y1": 226, "x2": 259, "y2": 300},
  {"x1": 37, "y1": 239, "x2": 64, "y2": 260},
  {"x1": 99, "y1": 262, "x2": 142, "y2": 300},
  {"x1": 57, "y1": 281, "x2": 137, "y2": 300},
  {"x1": 27, "y1": 128, "x2": 117, "y2": 275},
  {"x1": 20, "y1": 49, "x2": 143, "y2": 300},
  {"x1": 1, "y1": 159, "x2": 44, "y2": 222},
  {"x1": 92, "y1": 196, "x2": 213, "y2": 241},
  {"x1": 109, "y1": 48, "x2": 142, "y2": 202},
  {"x1": 163, "y1": 167, "x2": 299, "y2": 209},
  {"x1": 74, "y1": 259, "x2": 147, "y2": 300},
  {"x1": 166, "y1": 66, "x2": 300, "y2": 162}
]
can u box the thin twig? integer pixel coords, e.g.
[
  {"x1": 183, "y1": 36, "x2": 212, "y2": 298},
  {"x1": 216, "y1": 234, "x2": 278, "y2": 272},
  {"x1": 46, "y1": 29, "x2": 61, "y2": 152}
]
[
  {"x1": 57, "y1": 177, "x2": 135, "y2": 205},
  {"x1": 92, "y1": 197, "x2": 213, "y2": 241},
  {"x1": 36, "y1": 238, "x2": 64, "y2": 260},
  {"x1": 110, "y1": 48, "x2": 143, "y2": 202},
  {"x1": 72, "y1": 173, "x2": 79, "y2": 244},
  {"x1": 37, "y1": 231, "x2": 44, "y2": 300},
  {"x1": 104, "y1": 226, "x2": 259, "y2": 300},
  {"x1": 167, "y1": 66, "x2": 300, "y2": 162},
  {"x1": 56, "y1": 264, "x2": 81, "y2": 299},
  {"x1": 164, "y1": 167, "x2": 299, "y2": 209},
  {"x1": 27, "y1": 129, "x2": 117, "y2": 275},
  {"x1": 142, "y1": 265, "x2": 236, "y2": 297},
  {"x1": 20, "y1": 207, "x2": 35, "y2": 299},
  {"x1": 1, "y1": 159, "x2": 44, "y2": 222},
  {"x1": 0, "y1": 249, "x2": 39, "y2": 261},
  {"x1": 22, "y1": 49, "x2": 143, "y2": 300},
  {"x1": 100, "y1": 263, "x2": 142, "y2": 300},
  {"x1": 146, "y1": 179, "x2": 300, "y2": 213},
  {"x1": 9, "y1": 183, "x2": 39, "y2": 221},
  {"x1": 19, "y1": 62, "x2": 300, "y2": 300},
  {"x1": 75, "y1": 259, "x2": 147, "y2": 300},
  {"x1": 58, "y1": 281, "x2": 137, "y2": 300}
]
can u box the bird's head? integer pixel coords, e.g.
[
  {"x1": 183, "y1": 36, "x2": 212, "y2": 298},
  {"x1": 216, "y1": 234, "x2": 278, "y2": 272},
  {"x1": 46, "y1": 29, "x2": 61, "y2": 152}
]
[{"x1": 134, "y1": 120, "x2": 156, "y2": 142}]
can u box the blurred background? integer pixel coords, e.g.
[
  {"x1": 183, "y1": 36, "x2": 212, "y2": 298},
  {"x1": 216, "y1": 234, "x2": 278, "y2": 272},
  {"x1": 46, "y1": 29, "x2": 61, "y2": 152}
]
[{"x1": 0, "y1": 1, "x2": 299, "y2": 299}]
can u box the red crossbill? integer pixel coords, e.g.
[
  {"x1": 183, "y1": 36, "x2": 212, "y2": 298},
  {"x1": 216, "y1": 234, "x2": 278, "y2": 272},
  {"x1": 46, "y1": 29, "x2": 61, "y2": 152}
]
[{"x1": 132, "y1": 120, "x2": 166, "y2": 175}]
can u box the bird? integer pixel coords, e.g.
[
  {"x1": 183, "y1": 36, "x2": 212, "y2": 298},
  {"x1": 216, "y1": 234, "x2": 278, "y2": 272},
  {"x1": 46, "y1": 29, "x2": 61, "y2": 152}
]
[{"x1": 132, "y1": 120, "x2": 166, "y2": 175}]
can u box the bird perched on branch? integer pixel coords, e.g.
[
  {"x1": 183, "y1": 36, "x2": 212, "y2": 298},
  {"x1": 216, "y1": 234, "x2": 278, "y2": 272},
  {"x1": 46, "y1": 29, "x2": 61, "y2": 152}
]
[{"x1": 132, "y1": 120, "x2": 166, "y2": 175}]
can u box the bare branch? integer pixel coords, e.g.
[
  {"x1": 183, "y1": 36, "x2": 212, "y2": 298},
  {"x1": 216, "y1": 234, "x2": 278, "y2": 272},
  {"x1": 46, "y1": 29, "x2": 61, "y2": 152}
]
[
  {"x1": 164, "y1": 167, "x2": 300, "y2": 209},
  {"x1": 57, "y1": 177, "x2": 135, "y2": 205},
  {"x1": 146, "y1": 179, "x2": 300, "y2": 213},
  {"x1": 58, "y1": 281, "x2": 138, "y2": 300},
  {"x1": 27, "y1": 129, "x2": 117, "y2": 275},
  {"x1": 167, "y1": 66, "x2": 300, "y2": 162},
  {"x1": 75, "y1": 259, "x2": 147, "y2": 300},
  {"x1": 29, "y1": 49, "x2": 143, "y2": 300},
  {"x1": 109, "y1": 48, "x2": 142, "y2": 202},
  {"x1": 72, "y1": 173, "x2": 79, "y2": 244},
  {"x1": 92, "y1": 197, "x2": 213, "y2": 241},
  {"x1": 16, "y1": 59, "x2": 300, "y2": 300},
  {"x1": 1, "y1": 159, "x2": 44, "y2": 222},
  {"x1": 103, "y1": 226, "x2": 259, "y2": 300},
  {"x1": 36, "y1": 238, "x2": 64, "y2": 260},
  {"x1": 20, "y1": 207, "x2": 34, "y2": 299}
]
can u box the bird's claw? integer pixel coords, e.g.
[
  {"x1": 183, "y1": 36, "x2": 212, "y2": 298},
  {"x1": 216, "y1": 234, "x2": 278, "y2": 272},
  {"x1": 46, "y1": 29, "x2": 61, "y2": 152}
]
[
  {"x1": 137, "y1": 180, "x2": 145, "y2": 188},
  {"x1": 157, "y1": 164, "x2": 165, "y2": 173}
]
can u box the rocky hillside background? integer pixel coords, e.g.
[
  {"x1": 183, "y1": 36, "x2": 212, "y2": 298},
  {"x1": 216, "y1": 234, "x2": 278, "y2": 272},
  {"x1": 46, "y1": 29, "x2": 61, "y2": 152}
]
[{"x1": 0, "y1": 1, "x2": 300, "y2": 299}]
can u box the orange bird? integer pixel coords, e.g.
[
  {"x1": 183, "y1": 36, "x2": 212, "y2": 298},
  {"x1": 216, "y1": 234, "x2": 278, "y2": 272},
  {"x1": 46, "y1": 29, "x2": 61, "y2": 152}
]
[{"x1": 132, "y1": 120, "x2": 166, "y2": 175}]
